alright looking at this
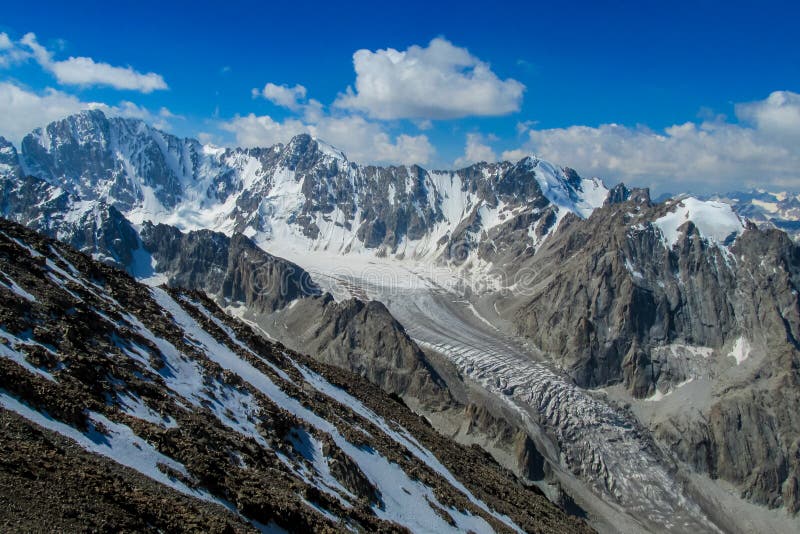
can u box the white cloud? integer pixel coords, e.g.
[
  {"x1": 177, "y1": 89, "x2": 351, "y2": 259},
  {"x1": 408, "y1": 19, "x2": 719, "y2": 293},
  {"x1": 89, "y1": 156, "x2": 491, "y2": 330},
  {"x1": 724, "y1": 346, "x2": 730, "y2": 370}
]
[
  {"x1": 197, "y1": 131, "x2": 221, "y2": 145},
  {"x1": 504, "y1": 91, "x2": 800, "y2": 194},
  {"x1": 454, "y1": 133, "x2": 497, "y2": 167},
  {"x1": 221, "y1": 114, "x2": 305, "y2": 148},
  {"x1": 0, "y1": 33, "x2": 13, "y2": 51},
  {"x1": 0, "y1": 32, "x2": 32, "y2": 68},
  {"x1": 735, "y1": 90, "x2": 800, "y2": 141},
  {"x1": 0, "y1": 82, "x2": 176, "y2": 144},
  {"x1": 221, "y1": 112, "x2": 433, "y2": 165},
  {"x1": 108, "y1": 101, "x2": 178, "y2": 130},
  {"x1": 0, "y1": 82, "x2": 91, "y2": 143},
  {"x1": 253, "y1": 82, "x2": 308, "y2": 110},
  {"x1": 335, "y1": 37, "x2": 525, "y2": 120},
  {"x1": 11, "y1": 32, "x2": 167, "y2": 92}
]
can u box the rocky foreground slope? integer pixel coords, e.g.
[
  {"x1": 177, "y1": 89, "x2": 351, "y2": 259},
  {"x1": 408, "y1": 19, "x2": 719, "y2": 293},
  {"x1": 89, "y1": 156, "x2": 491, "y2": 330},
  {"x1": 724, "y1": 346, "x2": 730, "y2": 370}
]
[{"x1": 0, "y1": 218, "x2": 589, "y2": 533}]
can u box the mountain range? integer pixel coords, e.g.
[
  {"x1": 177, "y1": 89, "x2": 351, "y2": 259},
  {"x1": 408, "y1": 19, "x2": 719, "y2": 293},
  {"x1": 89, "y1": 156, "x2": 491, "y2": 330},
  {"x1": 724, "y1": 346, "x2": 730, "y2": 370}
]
[{"x1": 2, "y1": 109, "x2": 800, "y2": 533}]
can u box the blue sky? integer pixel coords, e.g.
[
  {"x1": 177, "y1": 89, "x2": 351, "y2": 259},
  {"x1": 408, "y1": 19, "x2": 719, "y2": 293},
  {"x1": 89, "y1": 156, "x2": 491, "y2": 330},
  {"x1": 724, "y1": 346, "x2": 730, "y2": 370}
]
[{"x1": 1, "y1": 0, "x2": 798, "y2": 194}]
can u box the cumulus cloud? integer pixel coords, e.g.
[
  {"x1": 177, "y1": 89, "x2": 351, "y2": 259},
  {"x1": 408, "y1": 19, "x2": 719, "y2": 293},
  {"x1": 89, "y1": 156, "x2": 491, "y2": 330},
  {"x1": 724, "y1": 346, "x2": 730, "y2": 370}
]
[
  {"x1": 253, "y1": 82, "x2": 308, "y2": 111},
  {"x1": 107, "y1": 101, "x2": 180, "y2": 130},
  {"x1": 503, "y1": 91, "x2": 800, "y2": 194},
  {"x1": 335, "y1": 37, "x2": 524, "y2": 120},
  {"x1": 0, "y1": 82, "x2": 90, "y2": 142},
  {"x1": 454, "y1": 133, "x2": 498, "y2": 167},
  {"x1": 221, "y1": 111, "x2": 433, "y2": 165},
  {"x1": 736, "y1": 90, "x2": 800, "y2": 141},
  {"x1": 0, "y1": 82, "x2": 176, "y2": 144},
  {"x1": 1, "y1": 32, "x2": 168, "y2": 92}
]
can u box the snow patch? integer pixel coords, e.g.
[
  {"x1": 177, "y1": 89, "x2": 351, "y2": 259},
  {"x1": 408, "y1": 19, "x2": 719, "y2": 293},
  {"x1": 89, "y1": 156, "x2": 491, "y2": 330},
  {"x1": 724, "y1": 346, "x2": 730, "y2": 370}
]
[
  {"x1": 0, "y1": 328, "x2": 57, "y2": 382},
  {"x1": 645, "y1": 378, "x2": 695, "y2": 402},
  {"x1": 728, "y1": 337, "x2": 751, "y2": 365},
  {"x1": 0, "y1": 271, "x2": 37, "y2": 302},
  {"x1": 0, "y1": 391, "x2": 219, "y2": 504},
  {"x1": 654, "y1": 198, "x2": 743, "y2": 248},
  {"x1": 115, "y1": 391, "x2": 178, "y2": 428}
]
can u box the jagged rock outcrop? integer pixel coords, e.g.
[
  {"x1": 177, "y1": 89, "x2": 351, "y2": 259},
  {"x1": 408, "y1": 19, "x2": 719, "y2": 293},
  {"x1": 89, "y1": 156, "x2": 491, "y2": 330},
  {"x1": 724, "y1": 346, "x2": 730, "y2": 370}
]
[
  {"x1": 262, "y1": 294, "x2": 454, "y2": 410},
  {"x1": 140, "y1": 222, "x2": 319, "y2": 312},
  {"x1": 458, "y1": 402, "x2": 546, "y2": 482}
]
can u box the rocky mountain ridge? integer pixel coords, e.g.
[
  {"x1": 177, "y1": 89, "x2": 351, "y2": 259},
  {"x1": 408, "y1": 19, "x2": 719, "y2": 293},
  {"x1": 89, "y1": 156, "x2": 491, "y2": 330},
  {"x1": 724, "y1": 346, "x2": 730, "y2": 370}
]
[
  {"x1": 3, "y1": 110, "x2": 800, "y2": 531},
  {"x1": 1, "y1": 109, "x2": 608, "y2": 267},
  {"x1": 487, "y1": 187, "x2": 800, "y2": 513}
]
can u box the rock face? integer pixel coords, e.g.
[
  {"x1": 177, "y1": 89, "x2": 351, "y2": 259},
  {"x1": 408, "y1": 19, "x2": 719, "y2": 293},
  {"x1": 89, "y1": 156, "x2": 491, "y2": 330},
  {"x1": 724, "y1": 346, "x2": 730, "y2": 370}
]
[
  {"x1": 0, "y1": 151, "x2": 143, "y2": 269},
  {"x1": 497, "y1": 190, "x2": 800, "y2": 512},
  {"x1": 0, "y1": 218, "x2": 590, "y2": 534},
  {"x1": 140, "y1": 222, "x2": 320, "y2": 312},
  {"x1": 271, "y1": 295, "x2": 455, "y2": 410},
  {"x1": 21, "y1": 109, "x2": 198, "y2": 212},
  {"x1": 458, "y1": 402, "x2": 546, "y2": 482}
]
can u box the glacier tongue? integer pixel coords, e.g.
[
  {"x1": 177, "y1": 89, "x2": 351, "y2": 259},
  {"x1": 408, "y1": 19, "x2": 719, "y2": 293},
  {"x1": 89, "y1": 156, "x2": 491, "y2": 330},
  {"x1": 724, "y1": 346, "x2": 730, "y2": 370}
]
[{"x1": 298, "y1": 260, "x2": 724, "y2": 534}]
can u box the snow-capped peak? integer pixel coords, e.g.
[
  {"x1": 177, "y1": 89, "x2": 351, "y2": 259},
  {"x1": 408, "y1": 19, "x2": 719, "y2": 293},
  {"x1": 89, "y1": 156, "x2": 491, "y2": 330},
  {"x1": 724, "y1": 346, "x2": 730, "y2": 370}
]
[
  {"x1": 521, "y1": 156, "x2": 609, "y2": 219},
  {"x1": 654, "y1": 196, "x2": 744, "y2": 248},
  {"x1": 10, "y1": 111, "x2": 617, "y2": 267}
]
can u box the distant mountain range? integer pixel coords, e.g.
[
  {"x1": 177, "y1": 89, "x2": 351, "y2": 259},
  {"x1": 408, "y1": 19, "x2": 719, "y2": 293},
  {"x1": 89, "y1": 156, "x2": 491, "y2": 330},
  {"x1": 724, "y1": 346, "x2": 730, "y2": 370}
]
[{"x1": 653, "y1": 189, "x2": 800, "y2": 240}]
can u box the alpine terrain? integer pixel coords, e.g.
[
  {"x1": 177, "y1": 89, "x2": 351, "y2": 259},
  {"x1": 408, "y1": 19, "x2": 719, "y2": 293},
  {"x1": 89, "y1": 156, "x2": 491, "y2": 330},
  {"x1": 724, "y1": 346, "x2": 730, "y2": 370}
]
[{"x1": 2, "y1": 109, "x2": 800, "y2": 534}]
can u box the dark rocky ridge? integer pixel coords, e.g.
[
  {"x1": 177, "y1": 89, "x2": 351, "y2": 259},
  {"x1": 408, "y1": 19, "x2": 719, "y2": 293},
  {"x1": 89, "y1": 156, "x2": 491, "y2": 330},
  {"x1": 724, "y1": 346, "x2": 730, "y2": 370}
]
[{"x1": 140, "y1": 222, "x2": 320, "y2": 313}]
